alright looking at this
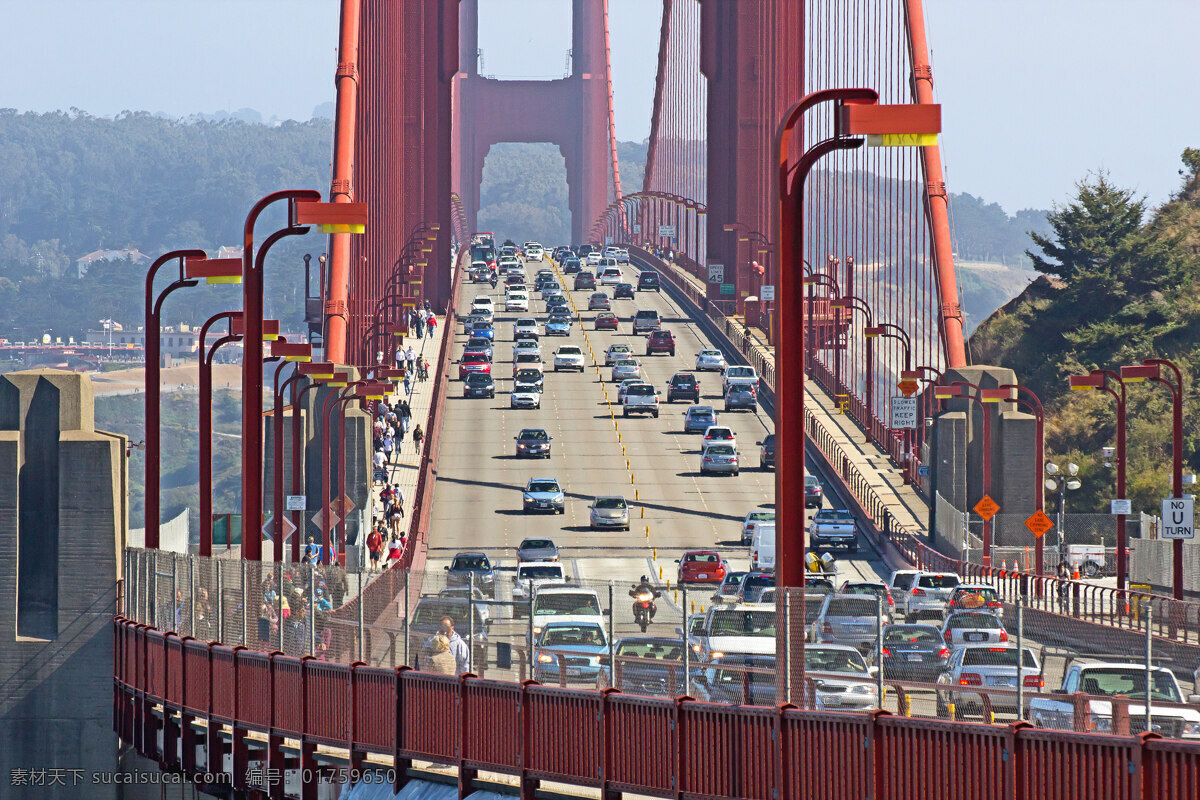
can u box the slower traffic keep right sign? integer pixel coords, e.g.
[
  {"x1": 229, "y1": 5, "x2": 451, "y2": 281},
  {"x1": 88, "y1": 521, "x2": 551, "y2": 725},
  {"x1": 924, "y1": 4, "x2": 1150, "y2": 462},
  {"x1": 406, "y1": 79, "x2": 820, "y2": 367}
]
[{"x1": 1161, "y1": 495, "x2": 1195, "y2": 539}]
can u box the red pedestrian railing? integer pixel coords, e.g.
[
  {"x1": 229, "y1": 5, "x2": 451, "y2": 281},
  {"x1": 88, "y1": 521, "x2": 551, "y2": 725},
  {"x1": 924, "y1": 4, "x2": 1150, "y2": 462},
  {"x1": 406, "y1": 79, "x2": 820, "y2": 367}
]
[{"x1": 114, "y1": 618, "x2": 1200, "y2": 800}]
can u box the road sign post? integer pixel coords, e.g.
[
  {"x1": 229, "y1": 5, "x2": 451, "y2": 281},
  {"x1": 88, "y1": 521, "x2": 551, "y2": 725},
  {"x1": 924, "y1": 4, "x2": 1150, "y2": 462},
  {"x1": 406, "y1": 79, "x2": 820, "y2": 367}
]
[
  {"x1": 707, "y1": 263, "x2": 724, "y2": 284},
  {"x1": 760, "y1": 285, "x2": 775, "y2": 302},
  {"x1": 1161, "y1": 496, "x2": 1194, "y2": 539},
  {"x1": 889, "y1": 396, "x2": 917, "y2": 429}
]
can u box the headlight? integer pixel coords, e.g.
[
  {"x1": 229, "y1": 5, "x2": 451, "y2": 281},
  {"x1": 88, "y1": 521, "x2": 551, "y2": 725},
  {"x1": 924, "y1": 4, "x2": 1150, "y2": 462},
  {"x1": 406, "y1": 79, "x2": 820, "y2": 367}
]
[
  {"x1": 1182, "y1": 722, "x2": 1200, "y2": 737},
  {"x1": 1087, "y1": 714, "x2": 1113, "y2": 732},
  {"x1": 532, "y1": 626, "x2": 542, "y2": 635},
  {"x1": 708, "y1": 651, "x2": 725, "y2": 660},
  {"x1": 850, "y1": 685, "x2": 874, "y2": 695},
  {"x1": 518, "y1": 444, "x2": 526, "y2": 449},
  {"x1": 537, "y1": 653, "x2": 555, "y2": 664}
]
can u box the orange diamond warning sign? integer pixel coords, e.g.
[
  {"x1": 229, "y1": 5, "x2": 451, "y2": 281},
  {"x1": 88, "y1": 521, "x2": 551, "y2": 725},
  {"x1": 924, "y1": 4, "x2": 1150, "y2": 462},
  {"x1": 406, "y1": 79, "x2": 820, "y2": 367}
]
[
  {"x1": 897, "y1": 379, "x2": 920, "y2": 397},
  {"x1": 973, "y1": 495, "x2": 1000, "y2": 521},
  {"x1": 1025, "y1": 509, "x2": 1054, "y2": 539}
]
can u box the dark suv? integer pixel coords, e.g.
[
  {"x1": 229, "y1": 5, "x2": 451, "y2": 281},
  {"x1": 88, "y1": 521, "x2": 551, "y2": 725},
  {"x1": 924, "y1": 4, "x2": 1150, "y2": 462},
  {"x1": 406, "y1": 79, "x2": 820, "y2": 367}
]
[
  {"x1": 637, "y1": 271, "x2": 661, "y2": 291},
  {"x1": 646, "y1": 329, "x2": 676, "y2": 356},
  {"x1": 613, "y1": 282, "x2": 636, "y2": 300},
  {"x1": 444, "y1": 552, "x2": 497, "y2": 598},
  {"x1": 574, "y1": 271, "x2": 596, "y2": 291},
  {"x1": 666, "y1": 372, "x2": 700, "y2": 403},
  {"x1": 759, "y1": 434, "x2": 775, "y2": 470}
]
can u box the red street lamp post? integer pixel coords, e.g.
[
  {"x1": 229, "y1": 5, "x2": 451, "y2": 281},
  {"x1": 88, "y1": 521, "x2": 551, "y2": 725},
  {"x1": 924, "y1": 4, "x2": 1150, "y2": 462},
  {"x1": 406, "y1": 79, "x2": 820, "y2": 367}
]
[
  {"x1": 198, "y1": 310, "x2": 242, "y2": 557},
  {"x1": 901, "y1": 365, "x2": 942, "y2": 480},
  {"x1": 319, "y1": 379, "x2": 362, "y2": 564},
  {"x1": 1121, "y1": 359, "x2": 1187, "y2": 600},
  {"x1": 934, "y1": 381, "x2": 995, "y2": 567},
  {"x1": 802, "y1": 267, "x2": 840, "y2": 380},
  {"x1": 998, "y1": 383, "x2": 1048, "y2": 579},
  {"x1": 831, "y1": 295, "x2": 875, "y2": 443},
  {"x1": 865, "y1": 322, "x2": 913, "y2": 473},
  {"x1": 290, "y1": 369, "x2": 344, "y2": 561},
  {"x1": 269, "y1": 340, "x2": 314, "y2": 561},
  {"x1": 1070, "y1": 370, "x2": 1129, "y2": 593}
]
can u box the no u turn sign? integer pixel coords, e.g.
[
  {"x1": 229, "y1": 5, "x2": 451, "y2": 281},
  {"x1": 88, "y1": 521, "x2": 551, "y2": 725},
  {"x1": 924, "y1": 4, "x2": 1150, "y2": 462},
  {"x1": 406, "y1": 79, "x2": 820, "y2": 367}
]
[{"x1": 1161, "y1": 496, "x2": 1195, "y2": 539}]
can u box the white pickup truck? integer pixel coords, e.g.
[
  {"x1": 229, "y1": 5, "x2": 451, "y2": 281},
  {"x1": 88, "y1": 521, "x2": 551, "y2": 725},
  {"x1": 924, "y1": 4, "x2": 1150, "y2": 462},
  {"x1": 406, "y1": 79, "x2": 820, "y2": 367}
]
[
  {"x1": 808, "y1": 508, "x2": 858, "y2": 552},
  {"x1": 1028, "y1": 662, "x2": 1200, "y2": 738}
]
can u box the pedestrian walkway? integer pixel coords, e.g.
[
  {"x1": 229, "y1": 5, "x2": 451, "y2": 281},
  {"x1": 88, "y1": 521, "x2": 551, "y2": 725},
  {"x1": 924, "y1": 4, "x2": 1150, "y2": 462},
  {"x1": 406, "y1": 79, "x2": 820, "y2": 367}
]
[{"x1": 656, "y1": 256, "x2": 930, "y2": 541}]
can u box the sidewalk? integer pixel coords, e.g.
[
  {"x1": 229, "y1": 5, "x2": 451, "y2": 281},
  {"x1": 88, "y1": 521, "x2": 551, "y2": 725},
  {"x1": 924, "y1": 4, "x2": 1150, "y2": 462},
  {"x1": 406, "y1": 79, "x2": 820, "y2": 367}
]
[{"x1": 659, "y1": 257, "x2": 930, "y2": 539}]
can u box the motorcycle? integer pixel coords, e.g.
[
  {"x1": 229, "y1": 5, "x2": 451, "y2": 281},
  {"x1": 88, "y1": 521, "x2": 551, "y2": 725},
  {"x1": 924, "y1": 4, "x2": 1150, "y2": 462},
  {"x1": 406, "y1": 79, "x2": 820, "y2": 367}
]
[{"x1": 631, "y1": 589, "x2": 657, "y2": 632}]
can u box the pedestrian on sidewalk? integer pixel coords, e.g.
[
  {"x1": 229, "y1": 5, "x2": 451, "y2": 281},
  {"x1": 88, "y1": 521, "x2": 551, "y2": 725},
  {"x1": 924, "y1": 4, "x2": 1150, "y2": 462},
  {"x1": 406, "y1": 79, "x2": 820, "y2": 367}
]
[
  {"x1": 302, "y1": 536, "x2": 320, "y2": 565},
  {"x1": 400, "y1": 399, "x2": 412, "y2": 433},
  {"x1": 426, "y1": 635, "x2": 457, "y2": 676},
  {"x1": 413, "y1": 423, "x2": 424, "y2": 453},
  {"x1": 382, "y1": 433, "x2": 395, "y2": 465},
  {"x1": 388, "y1": 499, "x2": 405, "y2": 536},
  {"x1": 387, "y1": 535, "x2": 403, "y2": 567},
  {"x1": 380, "y1": 484, "x2": 394, "y2": 505},
  {"x1": 417, "y1": 357, "x2": 429, "y2": 382},
  {"x1": 405, "y1": 345, "x2": 417, "y2": 372},
  {"x1": 403, "y1": 372, "x2": 412, "y2": 396},
  {"x1": 426, "y1": 311, "x2": 436, "y2": 338},
  {"x1": 372, "y1": 449, "x2": 386, "y2": 477},
  {"x1": 367, "y1": 527, "x2": 384, "y2": 570}
]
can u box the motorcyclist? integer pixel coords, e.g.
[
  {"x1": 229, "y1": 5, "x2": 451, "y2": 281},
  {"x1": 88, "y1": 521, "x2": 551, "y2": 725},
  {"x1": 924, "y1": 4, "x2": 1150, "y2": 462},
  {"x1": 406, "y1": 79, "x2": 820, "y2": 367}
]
[
  {"x1": 629, "y1": 575, "x2": 661, "y2": 620},
  {"x1": 489, "y1": 270, "x2": 498, "y2": 289}
]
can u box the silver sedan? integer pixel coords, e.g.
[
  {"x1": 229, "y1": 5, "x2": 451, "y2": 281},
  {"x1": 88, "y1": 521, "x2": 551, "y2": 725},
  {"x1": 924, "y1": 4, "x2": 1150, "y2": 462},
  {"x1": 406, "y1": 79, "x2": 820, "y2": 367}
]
[
  {"x1": 589, "y1": 496, "x2": 630, "y2": 531},
  {"x1": 695, "y1": 349, "x2": 727, "y2": 372},
  {"x1": 611, "y1": 359, "x2": 641, "y2": 382}
]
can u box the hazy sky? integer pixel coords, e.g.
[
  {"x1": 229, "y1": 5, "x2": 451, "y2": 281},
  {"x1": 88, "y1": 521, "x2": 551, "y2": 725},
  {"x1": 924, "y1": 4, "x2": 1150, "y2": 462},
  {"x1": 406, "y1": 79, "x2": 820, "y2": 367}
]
[{"x1": 5, "y1": 1, "x2": 1197, "y2": 213}]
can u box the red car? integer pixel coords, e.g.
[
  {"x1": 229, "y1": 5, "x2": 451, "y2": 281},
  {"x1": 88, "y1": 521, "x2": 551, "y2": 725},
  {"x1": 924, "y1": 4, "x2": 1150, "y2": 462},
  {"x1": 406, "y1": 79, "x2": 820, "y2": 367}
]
[
  {"x1": 595, "y1": 311, "x2": 619, "y2": 330},
  {"x1": 676, "y1": 550, "x2": 727, "y2": 584},
  {"x1": 458, "y1": 351, "x2": 492, "y2": 380},
  {"x1": 645, "y1": 330, "x2": 676, "y2": 356}
]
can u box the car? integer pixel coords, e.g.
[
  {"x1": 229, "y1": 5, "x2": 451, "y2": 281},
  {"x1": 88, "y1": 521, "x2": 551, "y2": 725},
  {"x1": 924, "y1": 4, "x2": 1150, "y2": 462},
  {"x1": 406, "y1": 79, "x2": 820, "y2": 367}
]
[
  {"x1": 577, "y1": 244, "x2": 595, "y2": 258},
  {"x1": 741, "y1": 509, "x2": 775, "y2": 545},
  {"x1": 672, "y1": 546, "x2": 724, "y2": 585},
  {"x1": 805, "y1": 646, "x2": 879, "y2": 711},
  {"x1": 604, "y1": 343, "x2": 633, "y2": 365},
  {"x1": 737, "y1": 572, "x2": 776, "y2": 605},
  {"x1": 712, "y1": 571, "x2": 750, "y2": 604},
  {"x1": 513, "y1": 352, "x2": 543, "y2": 371},
  {"x1": 945, "y1": 583, "x2": 1005, "y2": 620},
  {"x1": 514, "y1": 428, "x2": 553, "y2": 458},
  {"x1": 594, "y1": 311, "x2": 619, "y2": 330},
  {"x1": 444, "y1": 552, "x2": 497, "y2": 598},
  {"x1": 689, "y1": 604, "x2": 776, "y2": 661},
  {"x1": 512, "y1": 562, "x2": 568, "y2": 614},
  {"x1": 465, "y1": 335, "x2": 493, "y2": 356},
  {"x1": 464, "y1": 309, "x2": 493, "y2": 329},
  {"x1": 523, "y1": 477, "x2": 565, "y2": 514},
  {"x1": 408, "y1": 597, "x2": 488, "y2": 671},
  {"x1": 622, "y1": 383, "x2": 660, "y2": 418},
  {"x1": 462, "y1": 372, "x2": 495, "y2": 398},
  {"x1": 535, "y1": 268, "x2": 555, "y2": 281},
  {"x1": 589, "y1": 496, "x2": 630, "y2": 530},
  {"x1": 903, "y1": 572, "x2": 961, "y2": 622},
  {"x1": 513, "y1": 339, "x2": 542, "y2": 359},
  {"x1": 614, "y1": 379, "x2": 646, "y2": 404},
  {"x1": 600, "y1": 267, "x2": 623, "y2": 286},
  {"x1": 936, "y1": 645, "x2": 1041, "y2": 719},
  {"x1": 499, "y1": 256, "x2": 521, "y2": 272},
  {"x1": 611, "y1": 359, "x2": 641, "y2": 382},
  {"x1": 876, "y1": 624, "x2": 951, "y2": 681},
  {"x1": 504, "y1": 273, "x2": 526, "y2": 287},
  {"x1": 562, "y1": 257, "x2": 582, "y2": 274},
  {"x1": 573, "y1": 271, "x2": 597, "y2": 290},
  {"x1": 722, "y1": 365, "x2": 759, "y2": 394},
  {"x1": 470, "y1": 260, "x2": 491, "y2": 281},
  {"x1": 504, "y1": 292, "x2": 529, "y2": 312},
  {"x1": 525, "y1": 244, "x2": 544, "y2": 262},
  {"x1": 692, "y1": 655, "x2": 777, "y2": 705},
  {"x1": 553, "y1": 345, "x2": 586, "y2": 372},
  {"x1": 540, "y1": 284, "x2": 563, "y2": 300},
  {"x1": 615, "y1": 248, "x2": 630, "y2": 264},
  {"x1": 810, "y1": 594, "x2": 884, "y2": 654},
  {"x1": 516, "y1": 538, "x2": 560, "y2": 563},
  {"x1": 545, "y1": 316, "x2": 572, "y2": 336},
  {"x1": 666, "y1": 372, "x2": 700, "y2": 403},
  {"x1": 724, "y1": 384, "x2": 757, "y2": 412},
  {"x1": 469, "y1": 324, "x2": 495, "y2": 342},
  {"x1": 637, "y1": 271, "x2": 661, "y2": 291},
  {"x1": 513, "y1": 318, "x2": 539, "y2": 339},
  {"x1": 530, "y1": 587, "x2": 606, "y2": 639},
  {"x1": 887, "y1": 570, "x2": 922, "y2": 615},
  {"x1": 750, "y1": 521, "x2": 776, "y2": 571},
  {"x1": 533, "y1": 622, "x2": 609, "y2": 684},
  {"x1": 940, "y1": 611, "x2": 1009, "y2": 650},
  {"x1": 700, "y1": 443, "x2": 739, "y2": 476},
  {"x1": 471, "y1": 296, "x2": 495, "y2": 311},
  {"x1": 645, "y1": 330, "x2": 676, "y2": 356},
  {"x1": 596, "y1": 637, "x2": 688, "y2": 696},
  {"x1": 809, "y1": 509, "x2": 858, "y2": 551},
  {"x1": 756, "y1": 434, "x2": 775, "y2": 470},
  {"x1": 613, "y1": 282, "x2": 636, "y2": 300},
  {"x1": 587, "y1": 292, "x2": 611, "y2": 311},
  {"x1": 513, "y1": 368, "x2": 545, "y2": 392},
  {"x1": 683, "y1": 405, "x2": 718, "y2": 434},
  {"x1": 838, "y1": 581, "x2": 896, "y2": 622},
  {"x1": 805, "y1": 474, "x2": 822, "y2": 507},
  {"x1": 586, "y1": 251, "x2": 603, "y2": 266},
  {"x1": 545, "y1": 297, "x2": 570, "y2": 315},
  {"x1": 632, "y1": 309, "x2": 661, "y2": 334},
  {"x1": 510, "y1": 383, "x2": 542, "y2": 409},
  {"x1": 458, "y1": 352, "x2": 492, "y2": 380},
  {"x1": 695, "y1": 349, "x2": 727, "y2": 372},
  {"x1": 701, "y1": 425, "x2": 736, "y2": 452},
  {"x1": 1028, "y1": 662, "x2": 1200, "y2": 737}
]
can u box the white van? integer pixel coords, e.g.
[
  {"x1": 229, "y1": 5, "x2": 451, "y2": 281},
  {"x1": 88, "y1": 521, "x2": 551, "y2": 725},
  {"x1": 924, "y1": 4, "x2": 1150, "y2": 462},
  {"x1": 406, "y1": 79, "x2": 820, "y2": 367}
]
[{"x1": 750, "y1": 521, "x2": 776, "y2": 571}]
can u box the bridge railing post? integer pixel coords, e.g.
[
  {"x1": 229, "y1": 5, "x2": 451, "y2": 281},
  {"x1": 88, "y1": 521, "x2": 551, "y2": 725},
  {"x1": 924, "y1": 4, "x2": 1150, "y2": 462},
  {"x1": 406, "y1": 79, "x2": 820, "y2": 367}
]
[
  {"x1": 170, "y1": 553, "x2": 178, "y2": 632},
  {"x1": 240, "y1": 558, "x2": 248, "y2": 647},
  {"x1": 217, "y1": 563, "x2": 224, "y2": 643},
  {"x1": 189, "y1": 554, "x2": 196, "y2": 637}
]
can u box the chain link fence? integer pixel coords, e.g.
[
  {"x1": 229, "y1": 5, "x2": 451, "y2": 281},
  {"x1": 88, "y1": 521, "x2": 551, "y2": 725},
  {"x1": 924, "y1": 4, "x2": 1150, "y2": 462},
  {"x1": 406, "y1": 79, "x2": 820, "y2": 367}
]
[{"x1": 123, "y1": 548, "x2": 1200, "y2": 738}]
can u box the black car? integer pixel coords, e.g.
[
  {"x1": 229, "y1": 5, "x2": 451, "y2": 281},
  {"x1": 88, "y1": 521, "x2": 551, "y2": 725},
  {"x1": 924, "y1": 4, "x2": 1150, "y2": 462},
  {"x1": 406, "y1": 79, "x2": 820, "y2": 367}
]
[
  {"x1": 637, "y1": 271, "x2": 662, "y2": 291},
  {"x1": 463, "y1": 372, "x2": 496, "y2": 399},
  {"x1": 759, "y1": 433, "x2": 775, "y2": 470},
  {"x1": 444, "y1": 552, "x2": 497, "y2": 598},
  {"x1": 666, "y1": 372, "x2": 701, "y2": 403},
  {"x1": 515, "y1": 428, "x2": 553, "y2": 458},
  {"x1": 573, "y1": 271, "x2": 596, "y2": 291},
  {"x1": 877, "y1": 624, "x2": 950, "y2": 681},
  {"x1": 514, "y1": 368, "x2": 545, "y2": 391},
  {"x1": 563, "y1": 257, "x2": 582, "y2": 273},
  {"x1": 613, "y1": 282, "x2": 636, "y2": 300},
  {"x1": 577, "y1": 244, "x2": 594, "y2": 258},
  {"x1": 724, "y1": 384, "x2": 758, "y2": 412}
]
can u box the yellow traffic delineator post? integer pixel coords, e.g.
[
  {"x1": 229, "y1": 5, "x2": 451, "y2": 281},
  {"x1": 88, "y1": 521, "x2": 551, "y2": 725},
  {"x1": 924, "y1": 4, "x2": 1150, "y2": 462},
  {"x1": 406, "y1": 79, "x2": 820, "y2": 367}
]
[
  {"x1": 658, "y1": 565, "x2": 663, "y2": 579},
  {"x1": 626, "y1": 458, "x2": 630, "y2": 470},
  {"x1": 641, "y1": 506, "x2": 645, "y2": 518},
  {"x1": 635, "y1": 489, "x2": 639, "y2": 501},
  {"x1": 618, "y1": 432, "x2": 622, "y2": 443},
  {"x1": 690, "y1": 600, "x2": 695, "y2": 613},
  {"x1": 622, "y1": 445, "x2": 626, "y2": 456},
  {"x1": 674, "y1": 590, "x2": 679, "y2": 603},
  {"x1": 631, "y1": 473, "x2": 635, "y2": 484},
  {"x1": 652, "y1": 548, "x2": 656, "y2": 560}
]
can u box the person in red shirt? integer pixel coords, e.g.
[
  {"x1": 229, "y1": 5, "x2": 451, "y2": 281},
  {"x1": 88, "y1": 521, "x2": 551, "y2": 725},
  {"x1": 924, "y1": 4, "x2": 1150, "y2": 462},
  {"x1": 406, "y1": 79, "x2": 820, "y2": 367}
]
[{"x1": 366, "y1": 527, "x2": 384, "y2": 570}]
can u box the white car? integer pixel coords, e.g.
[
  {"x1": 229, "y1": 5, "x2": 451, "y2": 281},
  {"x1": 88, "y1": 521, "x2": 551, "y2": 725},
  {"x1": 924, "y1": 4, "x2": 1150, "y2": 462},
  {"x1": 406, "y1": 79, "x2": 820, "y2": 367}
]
[
  {"x1": 530, "y1": 587, "x2": 605, "y2": 639},
  {"x1": 525, "y1": 245, "x2": 544, "y2": 262},
  {"x1": 553, "y1": 346, "x2": 586, "y2": 372},
  {"x1": 499, "y1": 256, "x2": 521, "y2": 272},
  {"x1": 599, "y1": 266, "x2": 623, "y2": 286},
  {"x1": 513, "y1": 339, "x2": 542, "y2": 359},
  {"x1": 513, "y1": 318, "x2": 539, "y2": 339},
  {"x1": 722, "y1": 365, "x2": 759, "y2": 394},
  {"x1": 741, "y1": 509, "x2": 775, "y2": 545},
  {"x1": 806, "y1": 645, "x2": 879, "y2": 711},
  {"x1": 512, "y1": 562, "x2": 569, "y2": 610},
  {"x1": 505, "y1": 292, "x2": 529, "y2": 312},
  {"x1": 695, "y1": 349, "x2": 727, "y2": 372},
  {"x1": 586, "y1": 251, "x2": 603, "y2": 266},
  {"x1": 605, "y1": 343, "x2": 633, "y2": 366},
  {"x1": 690, "y1": 605, "x2": 777, "y2": 661},
  {"x1": 472, "y1": 296, "x2": 495, "y2": 311},
  {"x1": 510, "y1": 384, "x2": 542, "y2": 409},
  {"x1": 611, "y1": 359, "x2": 641, "y2": 382},
  {"x1": 701, "y1": 425, "x2": 737, "y2": 452}
]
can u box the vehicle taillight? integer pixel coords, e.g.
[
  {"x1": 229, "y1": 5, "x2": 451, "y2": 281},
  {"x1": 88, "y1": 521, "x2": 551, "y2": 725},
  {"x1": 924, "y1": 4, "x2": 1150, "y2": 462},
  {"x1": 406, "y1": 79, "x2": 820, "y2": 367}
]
[
  {"x1": 881, "y1": 648, "x2": 893, "y2": 659},
  {"x1": 958, "y1": 673, "x2": 983, "y2": 686},
  {"x1": 987, "y1": 601, "x2": 1002, "y2": 608},
  {"x1": 822, "y1": 622, "x2": 833, "y2": 634},
  {"x1": 912, "y1": 588, "x2": 926, "y2": 596},
  {"x1": 1023, "y1": 675, "x2": 1044, "y2": 688},
  {"x1": 886, "y1": 592, "x2": 895, "y2": 606},
  {"x1": 998, "y1": 630, "x2": 1008, "y2": 642},
  {"x1": 943, "y1": 631, "x2": 953, "y2": 643},
  {"x1": 936, "y1": 648, "x2": 951, "y2": 659}
]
